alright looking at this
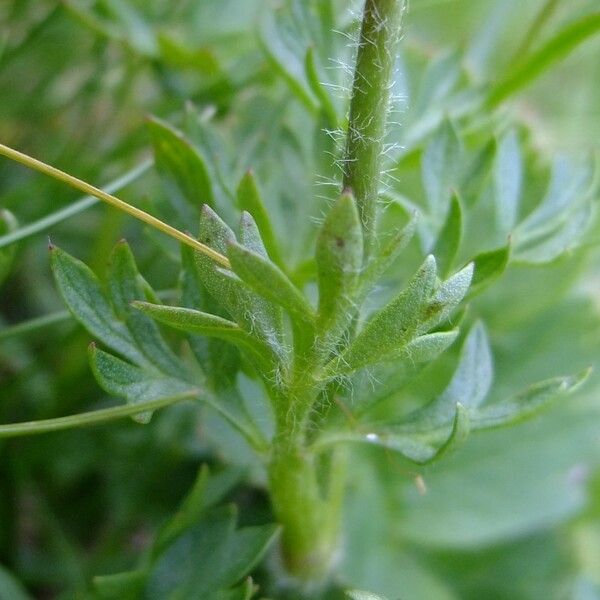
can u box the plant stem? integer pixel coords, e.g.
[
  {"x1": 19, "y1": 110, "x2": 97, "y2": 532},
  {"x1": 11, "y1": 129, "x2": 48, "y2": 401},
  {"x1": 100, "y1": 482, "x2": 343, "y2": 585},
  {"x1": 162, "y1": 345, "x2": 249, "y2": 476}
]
[
  {"x1": 343, "y1": 0, "x2": 405, "y2": 258},
  {"x1": 0, "y1": 391, "x2": 198, "y2": 438},
  {"x1": 0, "y1": 143, "x2": 230, "y2": 268}
]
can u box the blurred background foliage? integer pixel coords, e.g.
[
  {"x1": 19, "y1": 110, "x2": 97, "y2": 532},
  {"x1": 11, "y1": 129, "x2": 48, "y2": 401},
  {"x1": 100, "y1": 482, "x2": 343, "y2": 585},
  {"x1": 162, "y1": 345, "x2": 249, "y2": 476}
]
[{"x1": 1, "y1": 0, "x2": 600, "y2": 598}]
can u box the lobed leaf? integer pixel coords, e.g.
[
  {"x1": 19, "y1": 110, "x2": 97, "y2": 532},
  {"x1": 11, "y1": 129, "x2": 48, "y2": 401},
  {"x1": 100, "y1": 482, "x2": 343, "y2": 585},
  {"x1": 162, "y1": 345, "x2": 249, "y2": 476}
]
[
  {"x1": 196, "y1": 206, "x2": 284, "y2": 356},
  {"x1": 107, "y1": 241, "x2": 188, "y2": 379},
  {"x1": 314, "y1": 403, "x2": 469, "y2": 465},
  {"x1": 333, "y1": 256, "x2": 437, "y2": 374},
  {"x1": 402, "y1": 321, "x2": 493, "y2": 430},
  {"x1": 132, "y1": 302, "x2": 274, "y2": 372},
  {"x1": 88, "y1": 344, "x2": 199, "y2": 424},
  {"x1": 228, "y1": 241, "x2": 314, "y2": 325},
  {"x1": 145, "y1": 506, "x2": 279, "y2": 599},
  {"x1": 471, "y1": 370, "x2": 589, "y2": 430},
  {"x1": 50, "y1": 245, "x2": 146, "y2": 366},
  {"x1": 418, "y1": 262, "x2": 473, "y2": 333},
  {"x1": 236, "y1": 171, "x2": 283, "y2": 267}
]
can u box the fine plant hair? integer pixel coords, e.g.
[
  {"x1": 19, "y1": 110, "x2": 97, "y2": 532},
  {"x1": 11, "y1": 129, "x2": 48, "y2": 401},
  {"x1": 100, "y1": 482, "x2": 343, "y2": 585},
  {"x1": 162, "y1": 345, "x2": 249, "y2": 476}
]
[{"x1": 1, "y1": 0, "x2": 599, "y2": 598}]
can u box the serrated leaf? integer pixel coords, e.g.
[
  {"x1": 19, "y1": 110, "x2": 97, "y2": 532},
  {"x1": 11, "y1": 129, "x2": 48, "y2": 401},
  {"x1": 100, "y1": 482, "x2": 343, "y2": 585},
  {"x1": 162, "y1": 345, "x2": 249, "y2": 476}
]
[
  {"x1": 107, "y1": 241, "x2": 188, "y2": 379},
  {"x1": 493, "y1": 130, "x2": 522, "y2": 235},
  {"x1": 196, "y1": 206, "x2": 284, "y2": 356},
  {"x1": 467, "y1": 244, "x2": 510, "y2": 297},
  {"x1": 403, "y1": 322, "x2": 493, "y2": 430},
  {"x1": 422, "y1": 120, "x2": 462, "y2": 219},
  {"x1": 145, "y1": 506, "x2": 279, "y2": 599},
  {"x1": 316, "y1": 192, "x2": 363, "y2": 334},
  {"x1": 236, "y1": 171, "x2": 283, "y2": 267},
  {"x1": 149, "y1": 116, "x2": 215, "y2": 217},
  {"x1": 0, "y1": 209, "x2": 18, "y2": 285},
  {"x1": 315, "y1": 403, "x2": 469, "y2": 465},
  {"x1": 228, "y1": 240, "x2": 313, "y2": 325},
  {"x1": 419, "y1": 262, "x2": 473, "y2": 333},
  {"x1": 132, "y1": 302, "x2": 274, "y2": 372},
  {"x1": 180, "y1": 244, "x2": 240, "y2": 389},
  {"x1": 472, "y1": 370, "x2": 589, "y2": 430},
  {"x1": 333, "y1": 256, "x2": 437, "y2": 374},
  {"x1": 432, "y1": 193, "x2": 462, "y2": 277},
  {"x1": 50, "y1": 245, "x2": 146, "y2": 366},
  {"x1": 88, "y1": 344, "x2": 199, "y2": 424}
]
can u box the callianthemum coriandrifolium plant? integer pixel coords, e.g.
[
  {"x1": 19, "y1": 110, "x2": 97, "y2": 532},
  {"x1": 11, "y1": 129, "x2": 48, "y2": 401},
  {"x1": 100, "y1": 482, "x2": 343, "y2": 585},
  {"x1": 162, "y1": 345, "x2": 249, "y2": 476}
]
[{"x1": 1, "y1": 0, "x2": 599, "y2": 598}]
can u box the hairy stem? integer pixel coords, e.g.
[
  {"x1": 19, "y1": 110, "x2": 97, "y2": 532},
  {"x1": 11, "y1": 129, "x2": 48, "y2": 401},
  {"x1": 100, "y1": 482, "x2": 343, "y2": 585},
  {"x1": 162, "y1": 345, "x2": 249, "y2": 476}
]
[{"x1": 343, "y1": 0, "x2": 405, "y2": 258}]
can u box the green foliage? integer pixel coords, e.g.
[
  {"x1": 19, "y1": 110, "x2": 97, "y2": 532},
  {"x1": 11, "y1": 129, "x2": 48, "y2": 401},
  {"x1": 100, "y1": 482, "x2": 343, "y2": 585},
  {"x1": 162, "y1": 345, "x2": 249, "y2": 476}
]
[{"x1": 1, "y1": 0, "x2": 600, "y2": 598}]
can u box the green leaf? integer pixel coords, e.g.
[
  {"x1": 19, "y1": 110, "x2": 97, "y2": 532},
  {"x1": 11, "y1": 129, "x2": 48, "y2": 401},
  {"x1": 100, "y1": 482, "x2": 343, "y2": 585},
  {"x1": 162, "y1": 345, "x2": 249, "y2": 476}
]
[
  {"x1": 0, "y1": 209, "x2": 18, "y2": 285},
  {"x1": 402, "y1": 321, "x2": 493, "y2": 430},
  {"x1": 493, "y1": 130, "x2": 522, "y2": 235},
  {"x1": 228, "y1": 241, "x2": 314, "y2": 325},
  {"x1": 334, "y1": 256, "x2": 437, "y2": 373},
  {"x1": 422, "y1": 120, "x2": 462, "y2": 219},
  {"x1": 472, "y1": 370, "x2": 589, "y2": 430},
  {"x1": 236, "y1": 171, "x2": 283, "y2": 267},
  {"x1": 259, "y1": 11, "x2": 318, "y2": 112},
  {"x1": 237, "y1": 211, "x2": 269, "y2": 258},
  {"x1": 154, "y1": 465, "x2": 245, "y2": 556},
  {"x1": 487, "y1": 12, "x2": 600, "y2": 107},
  {"x1": 305, "y1": 45, "x2": 338, "y2": 128},
  {"x1": 467, "y1": 244, "x2": 511, "y2": 297},
  {"x1": 515, "y1": 202, "x2": 593, "y2": 264},
  {"x1": 50, "y1": 245, "x2": 146, "y2": 366},
  {"x1": 107, "y1": 241, "x2": 188, "y2": 379},
  {"x1": 314, "y1": 403, "x2": 469, "y2": 465},
  {"x1": 316, "y1": 192, "x2": 364, "y2": 334},
  {"x1": 419, "y1": 262, "x2": 473, "y2": 332},
  {"x1": 148, "y1": 116, "x2": 215, "y2": 214},
  {"x1": 88, "y1": 344, "x2": 199, "y2": 424},
  {"x1": 145, "y1": 506, "x2": 279, "y2": 599},
  {"x1": 180, "y1": 244, "x2": 240, "y2": 389},
  {"x1": 132, "y1": 302, "x2": 274, "y2": 371},
  {"x1": 432, "y1": 193, "x2": 462, "y2": 277},
  {"x1": 404, "y1": 330, "x2": 459, "y2": 364},
  {"x1": 196, "y1": 206, "x2": 284, "y2": 356}
]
